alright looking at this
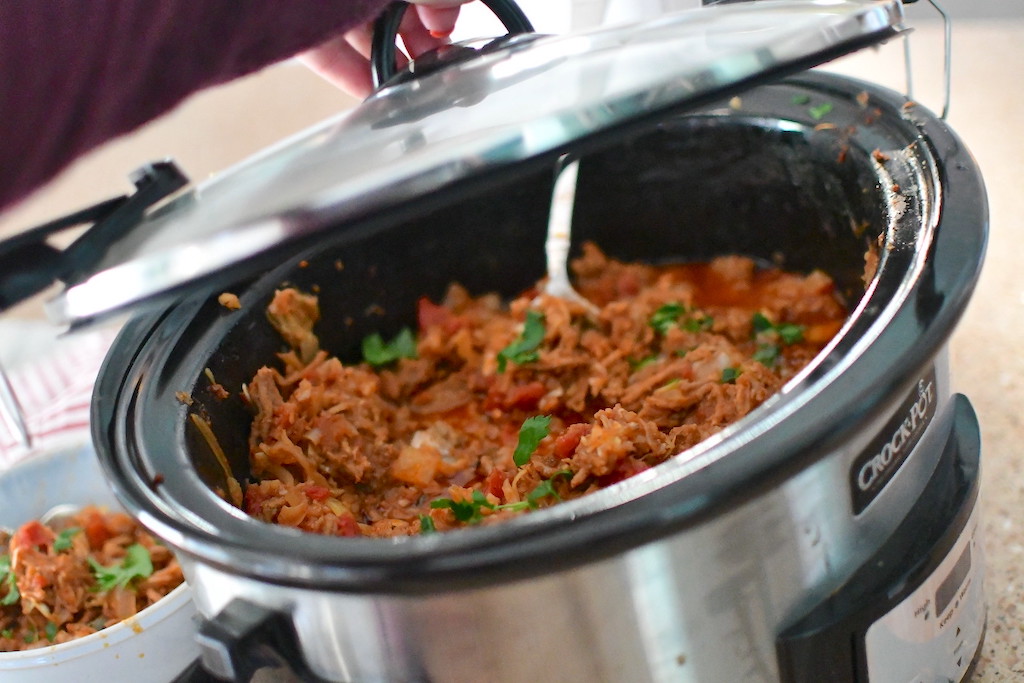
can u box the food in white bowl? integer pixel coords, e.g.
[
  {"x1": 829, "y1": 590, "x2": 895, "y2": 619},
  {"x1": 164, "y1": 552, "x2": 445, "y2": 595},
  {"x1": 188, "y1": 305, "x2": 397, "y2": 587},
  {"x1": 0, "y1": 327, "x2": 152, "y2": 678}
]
[{"x1": 0, "y1": 442, "x2": 199, "y2": 682}]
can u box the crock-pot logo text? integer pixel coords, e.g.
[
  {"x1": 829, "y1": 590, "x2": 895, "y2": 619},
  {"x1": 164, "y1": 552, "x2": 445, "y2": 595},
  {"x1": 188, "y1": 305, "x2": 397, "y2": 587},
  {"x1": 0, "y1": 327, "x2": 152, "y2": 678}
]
[
  {"x1": 857, "y1": 380, "x2": 935, "y2": 491},
  {"x1": 850, "y1": 368, "x2": 938, "y2": 515}
]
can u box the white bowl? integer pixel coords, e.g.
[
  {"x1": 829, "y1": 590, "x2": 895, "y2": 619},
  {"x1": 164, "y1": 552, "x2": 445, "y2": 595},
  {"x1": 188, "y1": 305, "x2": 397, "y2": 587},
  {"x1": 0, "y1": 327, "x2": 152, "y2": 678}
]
[{"x1": 0, "y1": 443, "x2": 200, "y2": 682}]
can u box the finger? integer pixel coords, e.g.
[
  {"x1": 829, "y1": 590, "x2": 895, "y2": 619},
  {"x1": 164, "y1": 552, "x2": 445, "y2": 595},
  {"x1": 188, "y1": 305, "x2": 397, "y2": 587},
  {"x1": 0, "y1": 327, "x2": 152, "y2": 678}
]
[
  {"x1": 398, "y1": 5, "x2": 448, "y2": 58},
  {"x1": 342, "y1": 21, "x2": 412, "y2": 70},
  {"x1": 416, "y1": 5, "x2": 462, "y2": 38},
  {"x1": 297, "y1": 36, "x2": 375, "y2": 99}
]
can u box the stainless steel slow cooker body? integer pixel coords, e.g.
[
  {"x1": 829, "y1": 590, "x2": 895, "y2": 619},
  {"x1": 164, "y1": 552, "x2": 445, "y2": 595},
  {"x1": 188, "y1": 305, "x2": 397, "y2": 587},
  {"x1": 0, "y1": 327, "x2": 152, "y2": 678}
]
[{"x1": 92, "y1": 71, "x2": 986, "y2": 683}]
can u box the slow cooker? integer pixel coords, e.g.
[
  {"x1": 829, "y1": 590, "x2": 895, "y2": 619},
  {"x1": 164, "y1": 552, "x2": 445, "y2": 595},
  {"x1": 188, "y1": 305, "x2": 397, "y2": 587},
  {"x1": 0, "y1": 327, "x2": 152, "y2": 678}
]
[{"x1": 0, "y1": 1, "x2": 989, "y2": 681}]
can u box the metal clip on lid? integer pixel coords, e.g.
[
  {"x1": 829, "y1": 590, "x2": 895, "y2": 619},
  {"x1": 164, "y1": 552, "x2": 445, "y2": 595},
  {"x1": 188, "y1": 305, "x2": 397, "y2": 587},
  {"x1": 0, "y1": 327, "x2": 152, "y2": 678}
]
[
  {"x1": 0, "y1": 161, "x2": 186, "y2": 451},
  {"x1": 0, "y1": 161, "x2": 188, "y2": 316}
]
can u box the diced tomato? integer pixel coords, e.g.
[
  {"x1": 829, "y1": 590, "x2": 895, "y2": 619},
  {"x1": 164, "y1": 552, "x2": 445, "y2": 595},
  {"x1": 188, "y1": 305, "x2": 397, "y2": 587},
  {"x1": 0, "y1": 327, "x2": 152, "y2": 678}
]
[
  {"x1": 553, "y1": 423, "x2": 590, "y2": 459},
  {"x1": 243, "y1": 489, "x2": 264, "y2": 517},
  {"x1": 303, "y1": 484, "x2": 330, "y2": 501},
  {"x1": 504, "y1": 382, "x2": 546, "y2": 410},
  {"x1": 11, "y1": 520, "x2": 52, "y2": 550},
  {"x1": 484, "y1": 469, "x2": 507, "y2": 501},
  {"x1": 602, "y1": 458, "x2": 651, "y2": 486},
  {"x1": 334, "y1": 515, "x2": 360, "y2": 537},
  {"x1": 82, "y1": 512, "x2": 112, "y2": 549},
  {"x1": 417, "y1": 298, "x2": 462, "y2": 335}
]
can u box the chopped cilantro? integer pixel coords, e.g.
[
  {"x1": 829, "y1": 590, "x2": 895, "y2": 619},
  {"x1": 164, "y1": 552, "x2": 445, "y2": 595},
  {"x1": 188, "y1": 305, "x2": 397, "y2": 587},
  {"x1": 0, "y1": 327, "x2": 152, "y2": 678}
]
[
  {"x1": 513, "y1": 415, "x2": 552, "y2": 467},
  {"x1": 497, "y1": 310, "x2": 545, "y2": 372},
  {"x1": 752, "y1": 343, "x2": 780, "y2": 367},
  {"x1": 649, "y1": 303, "x2": 686, "y2": 334},
  {"x1": 526, "y1": 479, "x2": 562, "y2": 506},
  {"x1": 752, "y1": 312, "x2": 804, "y2": 346},
  {"x1": 651, "y1": 303, "x2": 713, "y2": 334},
  {"x1": 1, "y1": 629, "x2": 12, "y2": 639},
  {"x1": 23, "y1": 628, "x2": 36, "y2": 644},
  {"x1": 431, "y1": 471, "x2": 572, "y2": 526},
  {"x1": 777, "y1": 323, "x2": 804, "y2": 345},
  {"x1": 681, "y1": 314, "x2": 714, "y2": 332},
  {"x1": 752, "y1": 312, "x2": 774, "y2": 333},
  {"x1": 809, "y1": 102, "x2": 834, "y2": 120},
  {"x1": 53, "y1": 527, "x2": 81, "y2": 552},
  {"x1": 628, "y1": 355, "x2": 658, "y2": 371},
  {"x1": 44, "y1": 621, "x2": 58, "y2": 642},
  {"x1": 362, "y1": 327, "x2": 418, "y2": 367},
  {"x1": 430, "y1": 490, "x2": 495, "y2": 525},
  {"x1": 88, "y1": 544, "x2": 153, "y2": 592},
  {"x1": 721, "y1": 367, "x2": 741, "y2": 384},
  {"x1": 0, "y1": 555, "x2": 19, "y2": 606},
  {"x1": 791, "y1": 94, "x2": 811, "y2": 105}
]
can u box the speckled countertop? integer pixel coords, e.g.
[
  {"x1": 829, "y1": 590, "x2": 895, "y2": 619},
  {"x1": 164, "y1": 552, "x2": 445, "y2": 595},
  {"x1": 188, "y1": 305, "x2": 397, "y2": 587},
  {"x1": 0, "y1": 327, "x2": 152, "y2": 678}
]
[
  {"x1": 825, "y1": 19, "x2": 1024, "y2": 681},
  {"x1": 0, "y1": 13, "x2": 1019, "y2": 682}
]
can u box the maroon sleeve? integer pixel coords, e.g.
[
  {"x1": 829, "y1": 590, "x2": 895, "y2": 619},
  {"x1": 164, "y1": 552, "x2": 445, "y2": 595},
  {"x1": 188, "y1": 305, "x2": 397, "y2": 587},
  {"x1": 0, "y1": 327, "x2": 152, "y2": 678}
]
[{"x1": 0, "y1": 0, "x2": 392, "y2": 212}]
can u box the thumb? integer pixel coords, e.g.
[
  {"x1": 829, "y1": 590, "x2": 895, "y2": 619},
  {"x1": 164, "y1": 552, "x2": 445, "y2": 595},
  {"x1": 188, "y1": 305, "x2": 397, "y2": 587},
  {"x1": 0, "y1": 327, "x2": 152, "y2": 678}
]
[{"x1": 410, "y1": 1, "x2": 473, "y2": 38}]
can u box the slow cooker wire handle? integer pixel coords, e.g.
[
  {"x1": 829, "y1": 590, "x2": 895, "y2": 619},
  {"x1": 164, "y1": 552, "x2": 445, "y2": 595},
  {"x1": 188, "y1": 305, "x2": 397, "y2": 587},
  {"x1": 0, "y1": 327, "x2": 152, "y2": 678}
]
[
  {"x1": 370, "y1": 0, "x2": 535, "y2": 90},
  {"x1": 902, "y1": 0, "x2": 952, "y2": 119}
]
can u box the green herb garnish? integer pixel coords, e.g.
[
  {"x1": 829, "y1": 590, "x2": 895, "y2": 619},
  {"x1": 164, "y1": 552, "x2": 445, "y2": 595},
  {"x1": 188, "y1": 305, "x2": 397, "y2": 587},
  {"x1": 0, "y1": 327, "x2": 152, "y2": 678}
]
[
  {"x1": 497, "y1": 310, "x2": 546, "y2": 372},
  {"x1": 0, "y1": 555, "x2": 19, "y2": 606},
  {"x1": 809, "y1": 102, "x2": 834, "y2": 120},
  {"x1": 88, "y1": 544, "x2": 153, "y2": 592},
  {"x1": 53, "y1": 527, "x2": 81, "y2": 552},
  {"x1": 418, "y1": 515, "x2": 436, "y2": 534},
  {"x1": 752, "y1": 312, "x2": 774, "y2": 333},
  {"x1": 44, "y1": 621, "x2": 58, "y2": 642},
  {"x1": 681, "y1": 314, "x2": 714, "y2": 332},
  {"x1": 752, "y1": 312, "x2": 804, "y2": 345},
  {"x1": 23, "y1": 628, "x2": 36, "y2": 644},
  {"x1": 721, "y1": 367, "x2": 741, "y2": 384},
  {"x1": 752, "y1": 343, "x2": 780, "y2": 367},
  {"x1": 649, "y1": 303, "x2": 687, "y2": 334},
  {"x1": 430, "y1": 490, "x2": 494, "y2": 525},
  {"x1": 362, "y1": 328, "x2": 418, "y2": 367},
  {"x1": 628, "y1": 355, "x2": 658, "y2": 371},
  {"x1": 650, "y1": 303, "x2": 713, "y2": 334},
  {"x1": 1, "y1": 629, "x2": 12, "y2": 639},
  {"x1": 791, "y1": 94, "x2": 811, "y2": 105},
  {"x1": 526, "y1": 479, "x2": 562, "y2": 505},
  {"x1": 776, "y1": 323, "x2": 804, "y2": 345},
  {"x1": 431, "y1": 471, "x2": 571, "y2": 525},
  {"x1": 513, "y1": 415, "x2": 552, "y2": 467}
]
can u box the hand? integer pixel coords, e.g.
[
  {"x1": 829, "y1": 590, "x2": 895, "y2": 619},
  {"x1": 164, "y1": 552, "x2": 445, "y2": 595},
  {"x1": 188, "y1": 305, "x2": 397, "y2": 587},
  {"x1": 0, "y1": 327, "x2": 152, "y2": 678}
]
[{"x1": 298, "y1": 1, "x2": 474, "y2": 99}]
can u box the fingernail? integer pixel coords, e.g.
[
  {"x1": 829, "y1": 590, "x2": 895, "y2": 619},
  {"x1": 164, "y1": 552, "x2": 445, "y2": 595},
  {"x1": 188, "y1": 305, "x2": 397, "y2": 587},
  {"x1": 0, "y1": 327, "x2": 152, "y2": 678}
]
[{"x1": 429, "y1": 29, "x2": 453, "y2": 39}]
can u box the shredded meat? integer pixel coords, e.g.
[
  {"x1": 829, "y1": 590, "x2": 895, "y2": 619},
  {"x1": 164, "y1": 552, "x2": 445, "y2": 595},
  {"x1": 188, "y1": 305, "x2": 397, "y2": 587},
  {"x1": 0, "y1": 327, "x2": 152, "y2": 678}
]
[
  {"x1": 238, "y1": 244, "x2": 847, "y2": 536},
  {"x1": 0, "y1": 506, "x2": 183, "y2": 651}
]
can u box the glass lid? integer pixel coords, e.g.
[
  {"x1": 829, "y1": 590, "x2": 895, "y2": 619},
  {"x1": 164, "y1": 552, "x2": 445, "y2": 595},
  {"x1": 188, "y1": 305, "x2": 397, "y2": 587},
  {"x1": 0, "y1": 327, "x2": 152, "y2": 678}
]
[{"x1": 48, "y1": 0, "x2": 903, "y2": 326}]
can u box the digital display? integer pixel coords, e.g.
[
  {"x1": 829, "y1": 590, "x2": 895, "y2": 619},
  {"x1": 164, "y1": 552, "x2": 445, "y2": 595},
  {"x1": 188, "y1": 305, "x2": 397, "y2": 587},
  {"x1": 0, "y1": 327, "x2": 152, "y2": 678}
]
[{"x1": 936, "y1": 545, "x2": 972, "y2": 617}]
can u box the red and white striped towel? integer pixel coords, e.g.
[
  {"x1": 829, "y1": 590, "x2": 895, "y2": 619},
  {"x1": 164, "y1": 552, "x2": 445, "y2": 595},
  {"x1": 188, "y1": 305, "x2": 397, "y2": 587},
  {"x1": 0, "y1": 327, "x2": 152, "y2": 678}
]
[{"x1": 0, "y1": 326, "x2": 118, "y2": 470}]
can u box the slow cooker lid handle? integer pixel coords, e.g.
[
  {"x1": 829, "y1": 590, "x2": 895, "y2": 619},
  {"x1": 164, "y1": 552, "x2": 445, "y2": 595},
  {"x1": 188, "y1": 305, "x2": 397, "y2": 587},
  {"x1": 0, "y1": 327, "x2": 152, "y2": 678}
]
[{"x1": 369, "y1": 0, "x2": 535, "y2": 90}]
